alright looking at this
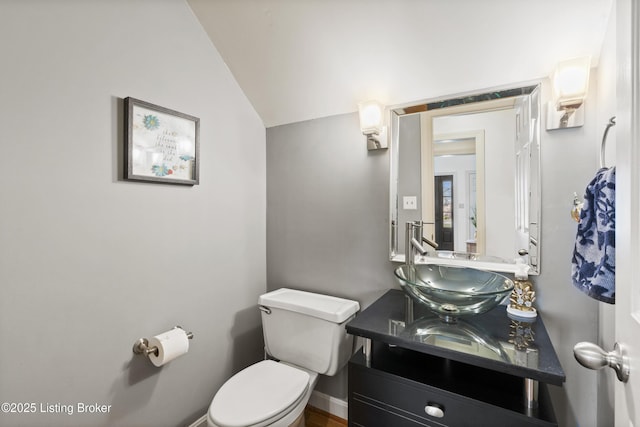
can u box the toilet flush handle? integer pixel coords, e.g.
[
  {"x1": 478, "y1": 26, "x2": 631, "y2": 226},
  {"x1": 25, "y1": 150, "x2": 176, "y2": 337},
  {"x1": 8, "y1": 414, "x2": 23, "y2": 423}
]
[{"x1": 259, "y1": 306, "x2": 272, "y2": 315}]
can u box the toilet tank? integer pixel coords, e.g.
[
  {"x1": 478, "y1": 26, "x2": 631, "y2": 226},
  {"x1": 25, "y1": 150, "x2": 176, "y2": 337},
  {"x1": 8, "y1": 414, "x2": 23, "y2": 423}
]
[{"x1": 258, "y1": 288, "x2": 360, "y2": 376}]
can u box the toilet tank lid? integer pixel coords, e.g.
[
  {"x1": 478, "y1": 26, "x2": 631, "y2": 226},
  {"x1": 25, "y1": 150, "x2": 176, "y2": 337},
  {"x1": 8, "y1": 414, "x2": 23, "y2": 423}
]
[{"x1": 259, "y1": 288, "x2": 360, "y2": 323}]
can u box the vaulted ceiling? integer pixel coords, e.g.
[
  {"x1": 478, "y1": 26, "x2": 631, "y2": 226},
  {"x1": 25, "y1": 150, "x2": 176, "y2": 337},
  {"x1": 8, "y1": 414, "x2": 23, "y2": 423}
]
[{"x1": 187, "y1": 0, "x2": 614, "y2": 128}]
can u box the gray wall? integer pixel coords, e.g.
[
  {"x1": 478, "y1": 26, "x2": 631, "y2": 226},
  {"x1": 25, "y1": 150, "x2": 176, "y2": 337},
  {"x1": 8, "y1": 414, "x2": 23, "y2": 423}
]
[
  {"x1": 266, "y1": 113, "x2": 395, "y2": 397},
  {"x1": 0, "y1": 1, "x2": 266, "y2": 426},
  {"x1": 267, "y1": 80, "x2": 602, "y2": 425},
  {"x1": 538, "y1": 76, "x2": 601, "y2": 427}
]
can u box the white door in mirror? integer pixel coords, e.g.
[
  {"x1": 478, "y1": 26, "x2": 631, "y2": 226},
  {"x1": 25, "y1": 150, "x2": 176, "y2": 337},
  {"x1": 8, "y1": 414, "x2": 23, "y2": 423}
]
[{"x1": 424, "y1": 403, "x2": 445, "y2": 418}]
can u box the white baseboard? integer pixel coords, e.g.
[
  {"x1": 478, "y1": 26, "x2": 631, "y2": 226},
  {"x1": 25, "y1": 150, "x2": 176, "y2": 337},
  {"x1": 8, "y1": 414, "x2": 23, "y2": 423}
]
[
  {"x1": 308, "y1": 390, "x2": 348, "y2": 420},
  {"x1": 186, "y1": 414, "x2": 207, "y2": 427}
]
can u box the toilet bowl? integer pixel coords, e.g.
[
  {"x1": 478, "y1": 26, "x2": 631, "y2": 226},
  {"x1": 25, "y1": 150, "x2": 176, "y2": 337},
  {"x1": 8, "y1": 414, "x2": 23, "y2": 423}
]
[
  {"x1": 206, "y1": 288, "x2": 359, "y2": 427},
  {"x1": 207, "y1": 360, "x2": 318, "y2": 427}
]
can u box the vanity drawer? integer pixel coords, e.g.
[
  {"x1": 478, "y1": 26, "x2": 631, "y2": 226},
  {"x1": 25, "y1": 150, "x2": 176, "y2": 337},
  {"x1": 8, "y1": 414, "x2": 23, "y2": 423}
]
[
  {"x1": 348, "y1": 354, "x2": 557, "y2": 427},
  {"x1": 349, "y1": 397, "x2": 439, "y2": 427}
]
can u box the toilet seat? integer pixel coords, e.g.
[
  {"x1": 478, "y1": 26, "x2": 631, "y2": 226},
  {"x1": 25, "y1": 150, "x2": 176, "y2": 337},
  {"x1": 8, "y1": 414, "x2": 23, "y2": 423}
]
[{"x1": 209, "y1": 360, "x2": 310, "y2": 427}]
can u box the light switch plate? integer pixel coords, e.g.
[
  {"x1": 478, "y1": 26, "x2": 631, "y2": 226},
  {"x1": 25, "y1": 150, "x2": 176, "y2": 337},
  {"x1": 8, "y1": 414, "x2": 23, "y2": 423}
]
[{"x1": 403, "y1": 196, "x2": 417, "y2": 210}]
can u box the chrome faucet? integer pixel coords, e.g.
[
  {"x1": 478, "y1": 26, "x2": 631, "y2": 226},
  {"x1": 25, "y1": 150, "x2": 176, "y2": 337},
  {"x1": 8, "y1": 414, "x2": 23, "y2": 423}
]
[
  {"x1": 422, "y1": 235, "x2": 439, "y2": 251},
  {"x1": 405, "y1": 221, "x2": 439, "y2": 265}
]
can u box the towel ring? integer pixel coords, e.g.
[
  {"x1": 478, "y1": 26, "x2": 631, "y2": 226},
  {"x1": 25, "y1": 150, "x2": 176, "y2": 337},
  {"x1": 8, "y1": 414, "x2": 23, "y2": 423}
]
[{"x1": 600, "y1": 117, "x2": 616, "y2": 169}]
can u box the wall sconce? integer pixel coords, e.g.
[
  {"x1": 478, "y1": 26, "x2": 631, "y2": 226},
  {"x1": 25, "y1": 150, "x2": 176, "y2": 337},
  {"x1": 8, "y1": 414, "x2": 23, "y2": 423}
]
[
  {"x1": 546, "y1": 57, "x2": 591, "y2": 130},
  {"x1": 358, "y1": 100, "x2": 388, "y2": 150}
]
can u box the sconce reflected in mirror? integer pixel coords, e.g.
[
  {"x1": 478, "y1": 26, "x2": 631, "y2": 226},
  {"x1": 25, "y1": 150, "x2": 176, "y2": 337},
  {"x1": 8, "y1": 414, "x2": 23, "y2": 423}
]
[
  {"x1": 358, "y1": 100, "x2": 388, "y2": 150},
  {"x1": 546, "y1": 57, "x2": 591, "y2": 130}
]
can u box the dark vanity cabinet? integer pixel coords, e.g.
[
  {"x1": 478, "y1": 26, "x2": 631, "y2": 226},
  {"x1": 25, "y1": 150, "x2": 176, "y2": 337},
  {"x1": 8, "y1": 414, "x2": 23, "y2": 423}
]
[{"x1": 345, "y1": 290, "x2": 565, "y2": 427}]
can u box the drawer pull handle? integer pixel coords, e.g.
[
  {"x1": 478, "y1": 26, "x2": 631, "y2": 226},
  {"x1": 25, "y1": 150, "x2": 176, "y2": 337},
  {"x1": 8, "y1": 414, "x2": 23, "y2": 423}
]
[{"x1": 425, "y1": 402, "x2": 445, "y2": 418}]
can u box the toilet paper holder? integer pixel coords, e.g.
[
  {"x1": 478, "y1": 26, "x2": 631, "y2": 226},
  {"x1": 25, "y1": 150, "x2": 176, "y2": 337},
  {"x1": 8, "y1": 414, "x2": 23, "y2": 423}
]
[{"x1": 133, "y1": 326, "x2": 194, "y2": 357}]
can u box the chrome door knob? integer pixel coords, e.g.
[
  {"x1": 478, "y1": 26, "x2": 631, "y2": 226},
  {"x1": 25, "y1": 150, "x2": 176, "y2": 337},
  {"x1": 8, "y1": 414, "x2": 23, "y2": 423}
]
[
  {"x1": 518, "y1": 249, "x2": 529, "y2": 256},
  {"x1": 573, "y1": 342, "x2": 630, "y2": 383}
]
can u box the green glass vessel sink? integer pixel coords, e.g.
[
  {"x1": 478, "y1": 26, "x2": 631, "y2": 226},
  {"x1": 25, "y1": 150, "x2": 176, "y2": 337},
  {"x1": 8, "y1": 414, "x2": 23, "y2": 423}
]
[{"x1": 394, "y1": 264, "x2": 514, "y2": 322}]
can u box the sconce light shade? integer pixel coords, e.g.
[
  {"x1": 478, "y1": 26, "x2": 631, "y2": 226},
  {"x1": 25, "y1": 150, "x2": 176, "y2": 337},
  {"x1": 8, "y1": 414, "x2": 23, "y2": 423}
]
[
  {"x1": 547, "y1": 57, "x2": 591, "y2": 130},
  {"x1": 358, "y1": 100, "x2": 383, "y2": 135},
  {"x1": 358, "y1": 100, "x2": 388, "y2": 150},
  {"x1": 552, "y1": 57, "x2": 591, "y2": 108}
]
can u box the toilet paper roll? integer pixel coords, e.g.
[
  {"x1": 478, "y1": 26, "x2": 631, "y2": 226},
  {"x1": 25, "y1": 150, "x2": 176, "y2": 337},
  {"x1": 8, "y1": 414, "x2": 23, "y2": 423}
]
[{"x1": 148, "y1": 328, "x2": 190, "y2": 367}]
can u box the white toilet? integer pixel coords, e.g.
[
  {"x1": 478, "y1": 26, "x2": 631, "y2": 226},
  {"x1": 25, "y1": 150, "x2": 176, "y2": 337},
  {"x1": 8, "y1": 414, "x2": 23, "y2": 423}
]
[{"x1": 207, "y1": 288, "x2": 360, "y2": 427}]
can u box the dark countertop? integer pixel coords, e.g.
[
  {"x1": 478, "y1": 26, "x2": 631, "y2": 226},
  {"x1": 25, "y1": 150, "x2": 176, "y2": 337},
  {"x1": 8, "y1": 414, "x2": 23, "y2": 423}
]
[{"x1": 346, "y1": 289, "x2": 566, "y2": 386}]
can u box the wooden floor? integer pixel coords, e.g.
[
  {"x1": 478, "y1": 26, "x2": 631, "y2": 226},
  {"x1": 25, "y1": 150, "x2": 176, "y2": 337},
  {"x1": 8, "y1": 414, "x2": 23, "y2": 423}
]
[{"x1": 304, "y1": 405, "x2": 348, "y2": 427}]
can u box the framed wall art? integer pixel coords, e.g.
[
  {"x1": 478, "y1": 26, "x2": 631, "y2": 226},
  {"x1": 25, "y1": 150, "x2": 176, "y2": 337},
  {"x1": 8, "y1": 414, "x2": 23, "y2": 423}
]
[{"x1": 124, "y1": 97, "x2": 200, "y2": 185}]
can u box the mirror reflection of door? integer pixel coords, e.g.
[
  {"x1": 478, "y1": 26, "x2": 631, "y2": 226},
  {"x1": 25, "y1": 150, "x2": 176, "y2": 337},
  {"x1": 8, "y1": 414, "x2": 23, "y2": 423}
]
[
  {"x1": 424, "y1": 128, "x2": 485, "y2": 254},
  {"x1": 434, "y1": 175, "x2": 454, "y2": 250}
]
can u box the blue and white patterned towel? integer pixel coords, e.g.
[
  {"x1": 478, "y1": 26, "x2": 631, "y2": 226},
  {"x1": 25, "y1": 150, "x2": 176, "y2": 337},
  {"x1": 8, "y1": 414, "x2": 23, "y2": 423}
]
[{"x1": 571, "y1": 167, "x2": 616, "y2": 304}]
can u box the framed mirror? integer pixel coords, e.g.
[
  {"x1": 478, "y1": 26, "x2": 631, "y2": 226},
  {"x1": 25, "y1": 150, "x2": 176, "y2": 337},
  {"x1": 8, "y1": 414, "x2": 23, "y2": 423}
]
[{"x1": 389, "y1": 84, "x2": 541, "y2": 275}]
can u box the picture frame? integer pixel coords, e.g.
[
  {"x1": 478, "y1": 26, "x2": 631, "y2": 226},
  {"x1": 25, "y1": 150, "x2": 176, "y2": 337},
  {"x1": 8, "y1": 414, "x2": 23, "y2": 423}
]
[{"x1": 124, "y1": 97, "x2": 200, "y2": 185}]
